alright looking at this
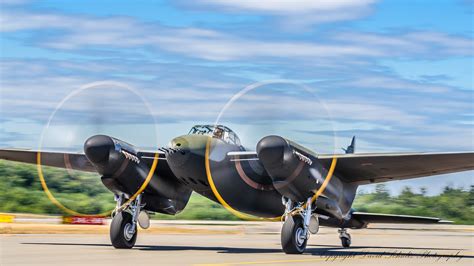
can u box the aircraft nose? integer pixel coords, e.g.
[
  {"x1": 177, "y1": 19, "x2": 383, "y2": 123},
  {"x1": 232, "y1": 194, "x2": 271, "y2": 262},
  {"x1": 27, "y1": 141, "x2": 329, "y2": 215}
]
[
  {"x1": 167, "y1": 135, "x2": 208, "y2": 167},
  {"x1": 167, "y1": 136, "x2": 192, "y2": 166},
  {"x1": 170, "y1": 136, "x2": 189, "y2": 152},
  {"x1": 257, "y1": 135, "x2": 289, "y2": 166},
  {"x1": 84, "y1": 135, "x2": 114, "y2": 163}
]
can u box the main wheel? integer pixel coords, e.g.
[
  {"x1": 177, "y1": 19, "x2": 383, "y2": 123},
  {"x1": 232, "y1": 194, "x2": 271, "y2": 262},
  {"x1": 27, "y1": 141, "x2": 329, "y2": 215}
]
[
  {"x1": 341, "y1": 236, "x2": 351, "y2": 248},
  {"x1": 281, "y1": 215, "x2": 308, "y2": 254},
  {"x1": 110, "y1": 211, "x2": 137, "y2": 249}
]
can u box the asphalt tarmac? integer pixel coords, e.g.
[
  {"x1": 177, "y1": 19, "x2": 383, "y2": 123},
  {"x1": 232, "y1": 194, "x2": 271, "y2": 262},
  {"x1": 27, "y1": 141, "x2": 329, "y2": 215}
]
[{"x1": 0, "y1": 222, "x2": 473, "y2": 266}]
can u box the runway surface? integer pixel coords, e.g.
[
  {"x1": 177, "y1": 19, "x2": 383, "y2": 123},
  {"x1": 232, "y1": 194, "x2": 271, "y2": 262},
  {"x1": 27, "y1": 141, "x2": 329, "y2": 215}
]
[{"x1": 1, "y1": 221, "x2": 473, "y2": 266}]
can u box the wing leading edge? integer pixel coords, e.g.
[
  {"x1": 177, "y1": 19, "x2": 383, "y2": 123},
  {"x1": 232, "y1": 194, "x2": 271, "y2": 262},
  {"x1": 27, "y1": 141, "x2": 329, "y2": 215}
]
[
  {"x1": 0, "y1": 149, "x2": 96, "y2": 172},
  {"x1": 0, "y1": 148, "x2": 167, "y2": 173},
  {"x1": 228, "y1": 150, "x2": 474, "y2": 185},
  {"x1": 317, "y1": 151, "x2": 474, "y2": 185}
]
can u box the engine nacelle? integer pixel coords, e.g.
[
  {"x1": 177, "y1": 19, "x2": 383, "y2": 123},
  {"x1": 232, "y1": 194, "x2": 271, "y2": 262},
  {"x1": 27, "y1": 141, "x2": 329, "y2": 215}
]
[
  {"x1": 84, "y1": 135, "x2": 192, "y2": 214},
  {"x1": 256, "y1": 135, "x2": 320, "y2": 201}
]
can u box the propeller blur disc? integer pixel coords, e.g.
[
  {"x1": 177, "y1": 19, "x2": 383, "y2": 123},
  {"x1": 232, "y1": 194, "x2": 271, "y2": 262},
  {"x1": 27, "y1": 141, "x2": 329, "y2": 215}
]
[
  {"x1": 37, "y1": 81, "x2": 159, "y2": 216},
  {"x1": 206, "y1": 80, "x2": 339, "y2": 220}
]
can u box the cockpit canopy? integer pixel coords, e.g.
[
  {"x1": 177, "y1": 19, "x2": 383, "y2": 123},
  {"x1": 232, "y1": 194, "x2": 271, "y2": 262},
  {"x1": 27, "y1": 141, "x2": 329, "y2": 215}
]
[{"x1": 188, "y1": 124, "x2": 241, "y2": 146}]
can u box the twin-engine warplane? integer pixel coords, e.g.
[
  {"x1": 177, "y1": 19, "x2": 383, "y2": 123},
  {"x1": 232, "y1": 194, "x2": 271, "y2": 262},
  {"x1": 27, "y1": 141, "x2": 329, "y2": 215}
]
[{"x1": 1, "y1": 124, "x2": 473, "y2": 253}]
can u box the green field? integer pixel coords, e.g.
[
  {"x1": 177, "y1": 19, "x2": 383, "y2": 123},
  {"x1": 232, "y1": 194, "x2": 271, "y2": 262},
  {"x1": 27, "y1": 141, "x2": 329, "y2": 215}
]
[{"x1": 0, "y1": 160, "x2": 472, "y2": 224}]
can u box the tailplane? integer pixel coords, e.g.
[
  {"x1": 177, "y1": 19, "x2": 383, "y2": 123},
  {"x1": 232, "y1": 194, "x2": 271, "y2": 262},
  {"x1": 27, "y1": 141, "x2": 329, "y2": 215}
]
[
  {"x1": 351, "y1": 212, "x2": 452, "y2": 227},
  {"x1": 342, "y1": 136, "x2": 356, "y2": 154}
]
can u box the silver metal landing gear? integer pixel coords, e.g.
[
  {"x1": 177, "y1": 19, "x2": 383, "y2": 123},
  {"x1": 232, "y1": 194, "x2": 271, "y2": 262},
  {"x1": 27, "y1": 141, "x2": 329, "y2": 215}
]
[
  {"x1": 280, "y1": 197, "x2": 319, "y2": 254},
  {"x1": 110, "y1": 194, "x2": 143, "y2": 249},
  {"x1": 111, "y1": 194, "x2": 124, "y2": 218},
  {"x1": 338, "y1": 228, "x2": 351, "y2": 248}
]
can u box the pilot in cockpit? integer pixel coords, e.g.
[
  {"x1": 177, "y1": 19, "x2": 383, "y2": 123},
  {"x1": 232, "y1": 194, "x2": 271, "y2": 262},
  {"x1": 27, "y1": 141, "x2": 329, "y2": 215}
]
[{"x1": 213, "y1": 127, "x2": 224, "y2": 139}]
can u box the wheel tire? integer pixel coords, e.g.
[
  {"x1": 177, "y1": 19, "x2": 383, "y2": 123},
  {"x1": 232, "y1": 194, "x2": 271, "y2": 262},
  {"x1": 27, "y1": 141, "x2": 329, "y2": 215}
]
[
  {"x1": 341, "y1": 237, "x2": 351, "y2": 248},
  {"x1": 281, "y1": 215, "x2": 307, "y2": 254},
  {"x1": 110, "y1": 212, "x2": 137, "y2": 249}
]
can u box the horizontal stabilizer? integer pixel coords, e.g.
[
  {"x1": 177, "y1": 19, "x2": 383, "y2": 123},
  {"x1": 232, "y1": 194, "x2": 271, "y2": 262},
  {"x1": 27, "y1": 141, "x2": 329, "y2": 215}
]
[{"x1": 352, "y1": 212, "x2": 451, "y2": 224}]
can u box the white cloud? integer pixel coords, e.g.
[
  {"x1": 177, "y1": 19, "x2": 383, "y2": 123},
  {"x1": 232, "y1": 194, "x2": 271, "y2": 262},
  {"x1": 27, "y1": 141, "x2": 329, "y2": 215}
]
[
  {"x1": 2, "y1": 11, "x2": 376, "y2": 60},
  {"x1": 0, "y1": 12, "x2": 136, "y2": 32},
  {"x1": 191, "y1": 0, "x2": 377, "y2": 27},
  {"x1": 324, "y1": 101, "x2": 426, "y2": 125},
  {"x1": 336, "y1": 32, "x2": 474, "y2": 58},
  {"x1": 341, "y1": 76, "x2": 451, "y2": 93},
  {"x1": 195, "y1": 0, "x2": 376, "y2": 14},
  {"x1": 1, "y1": 10, "x2": 472, "y2": 61}
]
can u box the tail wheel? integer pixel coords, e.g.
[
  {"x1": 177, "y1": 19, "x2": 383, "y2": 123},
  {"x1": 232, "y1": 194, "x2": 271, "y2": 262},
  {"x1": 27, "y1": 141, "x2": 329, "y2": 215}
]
[
  {"x1": 110, "y1": 211, "x2": 137, "y2": 249},
  {"x1": 281, "y1": 215, "x2": 307, "y2": 254},
  {"x1": 341, "y1": 236, "x2": 351, "y2": 248}
]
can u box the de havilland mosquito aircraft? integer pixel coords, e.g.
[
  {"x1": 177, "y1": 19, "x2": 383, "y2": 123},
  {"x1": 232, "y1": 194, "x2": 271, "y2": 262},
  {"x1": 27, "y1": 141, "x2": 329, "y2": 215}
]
[{"x1": 1, "y1": 124, "x2": 473, "y2": 253}]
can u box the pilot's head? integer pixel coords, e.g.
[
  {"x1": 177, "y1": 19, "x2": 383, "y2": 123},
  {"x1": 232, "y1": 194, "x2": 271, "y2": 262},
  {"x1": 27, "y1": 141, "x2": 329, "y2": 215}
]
[{"x1": 213, "y1": 128, "x2": 223, "y2": 139}]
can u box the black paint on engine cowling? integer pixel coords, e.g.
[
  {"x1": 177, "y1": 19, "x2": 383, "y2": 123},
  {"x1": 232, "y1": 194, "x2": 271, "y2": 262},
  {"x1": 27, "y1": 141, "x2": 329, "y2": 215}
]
[
  {"x1": 85, "y1": 135, "x2": 192, "y2": 215},
  {"x1": 257, "y1": 135, "x2": 358, "y2": 217},
  {"x1": 257, "y1": 135, "x2": 322, "y2": 202}
]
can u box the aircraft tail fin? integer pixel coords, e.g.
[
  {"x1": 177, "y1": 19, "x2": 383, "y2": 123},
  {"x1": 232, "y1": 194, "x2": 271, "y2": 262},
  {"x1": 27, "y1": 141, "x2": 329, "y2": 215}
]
[{"x1": 342, "y1": 136, "x2": 356, "y2": 154}]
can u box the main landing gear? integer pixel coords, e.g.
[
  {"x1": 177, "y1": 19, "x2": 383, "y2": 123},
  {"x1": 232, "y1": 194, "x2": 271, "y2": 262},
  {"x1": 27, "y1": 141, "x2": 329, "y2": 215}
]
[
  {"x1": 281, "y1": 198, "x2": 319, "y2": 254},
  {"x1": 280, "y1": 197, "x2": 352, "y2": 253},
  {"x1": 281, "y1": 215, "x2": 307, "y2": 254},
  {"x1": 110, "y1": 194, "x2": 149, "y2": 249}
]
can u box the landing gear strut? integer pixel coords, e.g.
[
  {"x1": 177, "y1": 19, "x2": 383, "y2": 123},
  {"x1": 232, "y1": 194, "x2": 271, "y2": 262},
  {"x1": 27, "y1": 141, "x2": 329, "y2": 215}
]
[
  {"x1": 110, "y1": 194, "x2": 143, "y2": 249},
  {"x1": 280, "y1": 198, "x2": 317, "y2": 254},
  {"x1": 338, "y1": 228, "x2": 351, "y2": 248}
]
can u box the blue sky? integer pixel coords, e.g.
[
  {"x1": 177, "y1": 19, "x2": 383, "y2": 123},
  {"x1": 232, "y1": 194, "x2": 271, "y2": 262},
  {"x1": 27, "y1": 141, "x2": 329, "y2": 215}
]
[{"x1": 0, "y1": 0, "x2": 473, "y2": 195}]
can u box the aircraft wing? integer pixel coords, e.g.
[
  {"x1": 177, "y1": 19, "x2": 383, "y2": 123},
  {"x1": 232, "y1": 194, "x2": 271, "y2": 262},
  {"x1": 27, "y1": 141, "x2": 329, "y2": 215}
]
[
  {"x1": 0, "y1": 148, "x2": 96, "y2": 172},
  {"x1": 227, "y1": 151, "x2": 259, "y2": 161},
  {"x1": 228, "y1": 150, "x2": 474, "y2": 185},
  {"x1": 0, "y1": 148, "x2": 167, "y2": 173},
  {"x1": 317, "y1": 152, "x2": 474, "y2": 184},
  {"x1": 138, "y1": 150, "x2": 168, "y2": 161}
]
